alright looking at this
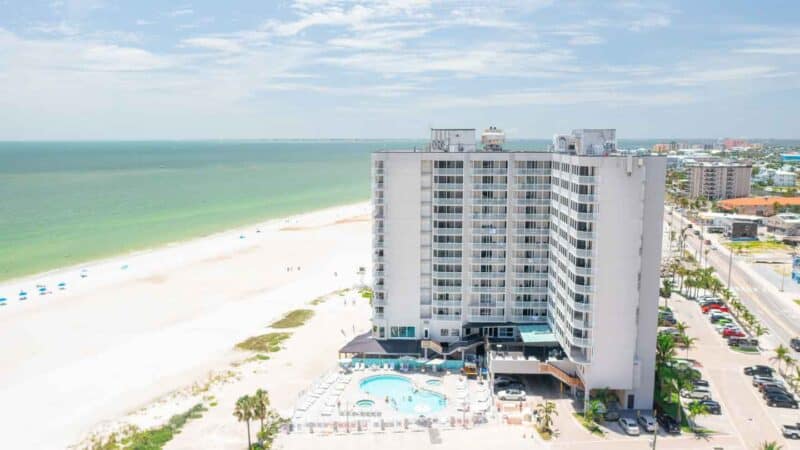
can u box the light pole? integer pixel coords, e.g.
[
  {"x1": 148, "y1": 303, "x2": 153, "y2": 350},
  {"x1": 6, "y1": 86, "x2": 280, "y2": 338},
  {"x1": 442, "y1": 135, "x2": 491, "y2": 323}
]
[{"x1": 727, "y1": 248, "x2": 734, "y2": 290}]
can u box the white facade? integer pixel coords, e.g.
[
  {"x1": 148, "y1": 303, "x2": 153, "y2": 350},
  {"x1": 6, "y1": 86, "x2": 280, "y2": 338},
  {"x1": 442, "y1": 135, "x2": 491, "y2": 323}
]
[
  {"x1": 371, "y1": 128, "x2": 665, "y2": 409},
  {"x1": 773, "y1": 170, "x2": 797, "y2": 187}
]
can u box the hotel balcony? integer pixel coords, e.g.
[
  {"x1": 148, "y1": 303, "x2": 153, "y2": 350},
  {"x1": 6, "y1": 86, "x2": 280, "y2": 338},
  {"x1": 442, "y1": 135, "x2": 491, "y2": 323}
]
[
  {"x1": 471, "y1": 213, "x2": 507, "y2": 220},
  {"x1": 472, "y1": 168, "x2": 508, "y2": 175},
  {"x1": 433, "y1": 228, "x2": 464, "y2": 236},
  {"x1": 470, "y1": 256, "x2": 506, "y2": 263},
  {"x1": 569, "y1": 175, "x2": 597, "y2": 184},
  {"x1": 432, "y1": 256, "x2": 462, "y2": 264},
  {"x1": 433, "y1": 313, "x2": 462, "y2": 321},
  {"x1": 432, "y1": 299, "x2": 463, "y2": 307},
  {"x1": 573, "y1": 212, "x2": 597, "y2": 221},
  {"x1": 432, "y1": 213, "x2": 463, "y2": 220},
  {"x1": 432, "y1": 242, "x2": 463, "y2": 250},
  {"x1": 432, "y1": 285, "x2": 463, "y2": 293},
  {"x1": 571, "y1": 300, "x2": 592, "y2": 313},
  {"x1": 514, "y1": 228, "x2": 549, "y2": 236},
  {"x1": 467, "y1": 310, "x2": 506, "y2": 322},
  {"x1": 431, "y1": 271, "x2": 462, "y2": 279},
  {"x1": 472, "y1": 227, "x2": 507, "y2": 235},
  {"x1": 512, "y1": 213, "x2": 549, "y2": 221},
  {"x1": 568, "y1": 334, "x2": 592, "y2": 348},
  {"x1": 373, "y1": 269, "x2": 384, "y2": 277},
  {"x1": 469, "y1": 286, "x2": 507, "y2": 293},
  {"x1": 432, "y1": 197, "x2": 463, "y2": 205},
  {"x1": 432, "y1": 168, "x2": 464, "y2": 175},
  {"x1": 514, "y1": 168, "x2": 551, "y2": 175},
  {"x1": 514, "y1": 183, "x2": 550, "y2": 191},
  {"x1": 514, "y1": 198, "x2": 550, "y2": 206},
  {"x1": 472, "y1": 198, "x2": 508, "y2": 205},
  {"x1": 473, "y1": 183, "x2": 508, "y2": 190},
  {"x1": 575, "y1": 230, "x2": 595, "y2": 239},
  {"x1": 573, "y1": 284, "x2": 594, "y2": 294},
  {"x1": 432, "y1": 183, "x2": 463, "y2": 190},
  {"x1": 472, "y1": 272, "x2": 507, "y2": 279},
  {"x1": 472, "y1": 242, "x2": 506, "y2": 249}
]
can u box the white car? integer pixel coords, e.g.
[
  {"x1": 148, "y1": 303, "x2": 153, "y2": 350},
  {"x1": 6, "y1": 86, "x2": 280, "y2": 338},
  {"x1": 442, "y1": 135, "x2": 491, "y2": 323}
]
[
  {"x1": 637, "y1": 414, "x2": 656, "y2": 432},
  {"x1": 497, "y1": 389, "x2": 526, "y2": 401},
  {"x1": 619, "y1": 417, "x2": 641, "y2": 435},
  {"x1": 681, "y1": 386, "x2": 711, "y2": 400}
]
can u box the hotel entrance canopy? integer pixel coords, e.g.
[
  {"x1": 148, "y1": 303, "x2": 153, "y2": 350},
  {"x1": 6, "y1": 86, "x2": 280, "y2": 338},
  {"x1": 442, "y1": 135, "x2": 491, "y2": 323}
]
[{"x1": 518, "y1": 324, "x2": 558, "y2": 345}]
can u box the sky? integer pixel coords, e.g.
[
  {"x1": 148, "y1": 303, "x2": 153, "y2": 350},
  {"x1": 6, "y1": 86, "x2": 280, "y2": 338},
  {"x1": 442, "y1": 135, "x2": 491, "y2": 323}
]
[{"x1": 0, "y1": 0, "x2": 798, "y2": 140}]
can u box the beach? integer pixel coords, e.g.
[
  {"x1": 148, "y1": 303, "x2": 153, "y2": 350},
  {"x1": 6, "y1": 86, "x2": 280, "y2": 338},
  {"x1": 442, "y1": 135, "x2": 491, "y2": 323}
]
[{"x1": 0, "y1": 201, "x2": 371, "y2": 449}]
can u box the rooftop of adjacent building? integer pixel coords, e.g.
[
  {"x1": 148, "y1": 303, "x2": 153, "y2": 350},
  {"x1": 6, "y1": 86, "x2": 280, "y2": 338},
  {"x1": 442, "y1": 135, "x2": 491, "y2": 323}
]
[
  {"x1": 772, "y1": 213, "x2": 800, "y2": 223},
  {"x1": 718, "y1": 196, "x2": 800, "y2": 208},
  {"x1": 685, "y1": 161, "x2": 752, "y2": 168}
]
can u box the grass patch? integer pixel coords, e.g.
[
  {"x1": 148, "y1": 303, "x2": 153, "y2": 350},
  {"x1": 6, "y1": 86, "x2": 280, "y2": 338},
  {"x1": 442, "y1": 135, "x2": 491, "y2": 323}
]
[
  {"x1": 730, "y1": 346, "x2": 760, "y2": 354},
  {"x1": 310, "y1": 295, "x2": 327, "y2": 305},
  {"x1": 359, "y1": 288, "x2": 373, "y2": 299},
  {"x1": 235, "y1": 332, "x2": 291, "y2": 353},
  {"x1": 85, "y1": 404, "x2": 207, "y2": 450},
  {"x1": 269, "y1": 309, "x2": 314, "y2": 329},
  {"x1": 794, "y1": 299, "x2": 800, "y2": 307},
  {"x1": 725, "y1": 239, "x2": 791, "y2": 253},
  {"x1": 572, "y1": 413, "x2": 605, "y2": 437}
]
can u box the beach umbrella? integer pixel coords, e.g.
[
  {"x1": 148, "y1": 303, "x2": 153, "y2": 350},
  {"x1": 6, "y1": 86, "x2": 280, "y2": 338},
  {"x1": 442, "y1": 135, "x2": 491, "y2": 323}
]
[
  {"x1": 19, "y1": 291, "x2": 27, "y2": 300},
  {"x1": 38, "y1": 286, "x2": 47, "y2": 295},
  {"x1": 80, "y1": 269, "x2": 88, "y2": 278},
  {"x1": 58, "y1": 282, "x2": 66, "y2": 290},
  {"x1": 0, "y1": 297, "x2": 6, "y2": 306}
]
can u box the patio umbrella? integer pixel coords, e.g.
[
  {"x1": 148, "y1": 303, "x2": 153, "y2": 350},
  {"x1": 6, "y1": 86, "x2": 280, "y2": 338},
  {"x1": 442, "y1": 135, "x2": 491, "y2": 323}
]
[{"x1": 0, "y1": 297, "x2": 6, "y2": 306}]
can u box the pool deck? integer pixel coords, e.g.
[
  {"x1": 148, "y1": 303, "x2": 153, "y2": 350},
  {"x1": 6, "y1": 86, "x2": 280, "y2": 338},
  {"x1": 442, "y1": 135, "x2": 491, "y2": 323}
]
[{"x1": 291, "y1": 368, "x2": 493, "y2": 432}]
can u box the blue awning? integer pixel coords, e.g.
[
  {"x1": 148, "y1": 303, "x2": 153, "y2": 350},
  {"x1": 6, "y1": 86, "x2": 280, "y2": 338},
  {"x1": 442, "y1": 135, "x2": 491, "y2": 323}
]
[{"x1": 518, "y1": 324, "x2": 557, "y2": 345}]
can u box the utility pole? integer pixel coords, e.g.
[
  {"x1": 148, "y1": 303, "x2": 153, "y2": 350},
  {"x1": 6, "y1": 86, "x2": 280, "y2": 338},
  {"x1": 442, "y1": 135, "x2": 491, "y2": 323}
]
[{"x1": 727, "y1": 248, "x2": 733, "y2": 290}]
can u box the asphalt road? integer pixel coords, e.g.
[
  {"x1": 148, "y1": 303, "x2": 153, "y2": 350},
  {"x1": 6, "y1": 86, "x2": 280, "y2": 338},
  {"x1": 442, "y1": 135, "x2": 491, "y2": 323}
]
[{"x1": 665, "y1": 209, "x2": 800, "y2": 350}]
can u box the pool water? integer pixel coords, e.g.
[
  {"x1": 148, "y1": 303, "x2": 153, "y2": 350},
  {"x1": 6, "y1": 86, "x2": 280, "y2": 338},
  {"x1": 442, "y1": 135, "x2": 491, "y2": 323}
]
[
  {"x1": 355, "y1": 399, "x2": 375, "y2": 409},
  {"x1": 359, "y1": 374, "x2": 446, "y2": 415},
  {"x1": 425, "y1": 379, "x2": 443, "y2": 386}
]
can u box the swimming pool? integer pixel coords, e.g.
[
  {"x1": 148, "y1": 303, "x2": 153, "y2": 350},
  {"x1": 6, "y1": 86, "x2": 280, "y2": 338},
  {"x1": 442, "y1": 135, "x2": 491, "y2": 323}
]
[
  {"x1": 355, "y1": 399, "x2": 375, "y2": 409},
  {"x1": 359, "y1": 374, "x2": 446, "y2": 415},
  {"x1": 425, "y1": 379, "x2": 443, "y2": 386}
]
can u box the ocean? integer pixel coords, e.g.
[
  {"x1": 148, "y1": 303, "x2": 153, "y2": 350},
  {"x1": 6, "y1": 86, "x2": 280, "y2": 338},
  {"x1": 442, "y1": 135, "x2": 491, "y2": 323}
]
[
  {"x1": 0, "y1": 140, "x2": 421, "y2": 281},
  {"x1": 2, "y1": 138, "x2": 792, "y2": 282}
]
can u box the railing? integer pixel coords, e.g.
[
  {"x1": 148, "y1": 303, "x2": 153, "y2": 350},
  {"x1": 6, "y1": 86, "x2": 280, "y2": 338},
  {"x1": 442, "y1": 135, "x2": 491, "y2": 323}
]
[
  {"x1": 433, "y1": 229, "x2": 464, "y2": 236},
  {"x1": 431, "y1": 257, "x2": 462, "y2": 264},
  {"x1": 472, "y1": 228, "x2": 507, "y2": 235},
  {"x1": 471, "y1": 272, "x2": 506, "y2": 279},
  {"x1": 471, "y1": 168, "x2": 508, "y2": 175},
  {"x1": 572, "y1": 301, "x2": 592, "y2": 313},
  {"x1": 472, "y1": 198, "x2": 508, "y2": 205},
  {"x1": 473, "y1": 183, "x2": 508, "y2": 190},
  {"x1": 514, "y1": 183, "x2": 550, "y2": 191},
  {"x1": 432, "y1": 198, "x2": 463, "y2": 205},
  {"x1": 541, "y1": 363, "x2": 584, "y2": 389},
  {"x1": 514, "y1": 168, "x2": 551, "y2": 175},
  {"x1": 431, "y1": 285, "x2": 463, "y2": 293},
  {"x1": 471, "y1": 213, "x2": 507, "y2": 220},
  {"x1": 469, "y1": 286, "x2": 506, "y2": 293},
  {"x1": 432, "y1": 183, "x2": 463, "y2": 190},
  {"x1": 432, "y1": 213, "x2": 463, "y2": 220},
  {"x1": 431, "y1": 242, "x2": 463, "y2": 250},
  {"x1": 432, "y1": 168, "x2": 463, "y2": 175},
  {"x1": 467, "y1": 313, "x2": 506, "y2": 322}
]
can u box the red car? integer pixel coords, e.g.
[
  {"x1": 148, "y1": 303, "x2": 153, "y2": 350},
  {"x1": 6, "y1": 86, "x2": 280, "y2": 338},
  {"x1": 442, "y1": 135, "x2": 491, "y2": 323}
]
[
  {"x1": 703, "y1": 305, "x2": 729, "y2": 314},
  {"x1": 723, "y1": 328, "x2": 746, "y2": 338}
]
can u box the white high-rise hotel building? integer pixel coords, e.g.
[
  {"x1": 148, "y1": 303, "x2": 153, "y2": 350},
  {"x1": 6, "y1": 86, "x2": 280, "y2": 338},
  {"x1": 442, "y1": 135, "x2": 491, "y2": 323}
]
[{"x1": 369, "y1": 128, "x2": 665, "y2": 409}]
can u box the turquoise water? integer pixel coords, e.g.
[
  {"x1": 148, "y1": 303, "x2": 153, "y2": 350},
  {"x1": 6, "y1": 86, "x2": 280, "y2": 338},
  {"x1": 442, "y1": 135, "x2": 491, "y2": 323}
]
[
  {"x1": 0, "y1": 140, "x2": 420, "y2": 281},
  {"x1": 355, "y1": 399, "x2": 375, "y2": 409},
  {"x1": 359, "y1": 374, "x2": 446, "y2": 414}
]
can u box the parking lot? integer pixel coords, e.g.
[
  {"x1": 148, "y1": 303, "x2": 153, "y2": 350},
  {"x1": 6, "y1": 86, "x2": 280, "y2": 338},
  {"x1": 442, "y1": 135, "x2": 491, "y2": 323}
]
[{"x1": 667, "y1": 293, "x2": 800, "y2": 449}]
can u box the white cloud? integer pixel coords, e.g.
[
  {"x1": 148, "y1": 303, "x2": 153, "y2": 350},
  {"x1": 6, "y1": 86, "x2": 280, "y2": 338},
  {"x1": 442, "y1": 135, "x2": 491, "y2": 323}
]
[
  {"x1": 169, "y1": 8, "x2": 194, "y2": 17},
  {"x1": 181, "y1": 37, "x2": 242, "y2": 53},
  {"x1": 82, "y1": 45, "x2": 172, "y2": 71},
  {"x1": 136, "y1": 19, "x2": 155, "y2": 26},
  {"x1": 629, "y1": 14, "x2": 671, "y2": 32}
]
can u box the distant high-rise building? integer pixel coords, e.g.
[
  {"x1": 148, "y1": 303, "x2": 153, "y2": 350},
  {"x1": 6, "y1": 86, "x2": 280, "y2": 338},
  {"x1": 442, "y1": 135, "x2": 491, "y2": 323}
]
[{"x1": 686, "y1": 162, "x2": 752, "y2": 200}]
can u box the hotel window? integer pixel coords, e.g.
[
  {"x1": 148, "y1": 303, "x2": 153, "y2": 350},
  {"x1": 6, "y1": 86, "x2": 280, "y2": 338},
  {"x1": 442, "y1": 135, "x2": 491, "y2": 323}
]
[
  {"x1": 440, "y1": 329, "x2": 449, "y2": 337},
  {"x1": 390, "y1": 326, "x2": 416, "y2": 338}
]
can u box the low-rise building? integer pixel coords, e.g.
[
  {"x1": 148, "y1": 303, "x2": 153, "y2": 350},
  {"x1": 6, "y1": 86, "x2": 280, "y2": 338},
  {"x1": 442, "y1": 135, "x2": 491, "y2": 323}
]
[
  {"x1": 773, "y1": 170, "x2": 797, "y2": 187},
  {"x1": 718, "y1": 196, "x2": 800, "y2": 216},
  {"x1": 766, "y1": 213, "x2": 800, "y2": 236}
]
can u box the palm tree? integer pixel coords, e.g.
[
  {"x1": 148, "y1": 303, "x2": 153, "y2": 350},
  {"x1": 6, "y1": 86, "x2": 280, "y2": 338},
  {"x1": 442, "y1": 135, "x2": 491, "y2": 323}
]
[
  {"x1": 680, "y1": 335, "x2": 698, "y2": 359},
  {"x1": 535, "y1": 401, "x2": 558, "y2": 432},
  {"x1": 663, "y1": 377, "x2": 684, "y2": 426},
  {"x1": 234, "y1": 395, "x2": 254, "y2": 449},
  {"x1": 687, "y1": 401, "x2": 710, "y2": 431},
  {"x1": 759, "y1": 441, "x2": 783, "y2": 450},
  {"x1": 252, "y1": 389, "x2": 270, "y2": 434},
  {"x1": 773, "y1": 344, "x2": 791, "y2": 374},
  {"x1": 584, "y1": 399, "x2": 603, "y2": 425},
  {"x1": 675, "y1": 321, "x2": 689, "y2": 336},
  {"x1": 656, "y1": 334, "x2": 677, "y2": 367}
]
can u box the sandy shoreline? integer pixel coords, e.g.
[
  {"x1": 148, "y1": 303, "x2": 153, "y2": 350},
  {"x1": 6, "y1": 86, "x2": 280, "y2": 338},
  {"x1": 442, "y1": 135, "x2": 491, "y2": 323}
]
[{"x1": 0, "y1": 201, "x2": 371, "y2": 449}]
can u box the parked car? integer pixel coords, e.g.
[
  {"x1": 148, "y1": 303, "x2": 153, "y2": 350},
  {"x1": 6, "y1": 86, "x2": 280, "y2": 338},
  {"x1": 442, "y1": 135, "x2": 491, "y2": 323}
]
[
  {"x1": 699, "y1": 297, "x2": 722, "y2": 306},
  {"x1": 766, "y1": 393, "x2": 799, "y2": 409},
  {"x1": 681, "y1": 386, "x2": 711, "y2": 400},
  {"x1": 497, "y1": 389, "x2": 526, "y2": 401},
  {"x1": 659, "y1": 328, "x2": 681, "y2": 337},
  {"x1": 745, "y1": 365, "x2": 774, "y2": 376},
  {"x1": 637, "y1": 414, "x2": 656, "y2": 432},
  {"x1": 702, "y1": 305, "x2": 729, "y2": 314},
  {"x1": 619, "y1": 417, "x2": 641, "y2": 436},
  {"x1": 753, "y1": 375, "x2": 779, "y2": 387},
  {"x1": 656, "y1": 412, "x2": 681, "y2": 434},
  {"x1": 763, "y1": 386, "x2": 791, "y2": 398},
  {"x1": 728, "y1": 337, "x2": 759, "y2": 349},
  {"x1": 493, "y1": 376, "x2": 518, "y2": 389},
  {"x1": 697, "y1": 399, "x2": 721, "y2": 415},
  {"x1": 758, "y1": 380, "x2": 787, "y2": 392},
  {"x1": 723, "y1": 328, "x2": 746, "y2": 338},
  {"x1": 782, "y1": 423, "x2": 800, "y2": 439},
  {"x1": 659, "y1": 316, "x2": 677, "y2": 326},
  {"x1": 791, "y1": 338, "x2": 800, "y2": 352},
  {"x1": 693, "y1": 379, "x2": 710, "y2": 388}
]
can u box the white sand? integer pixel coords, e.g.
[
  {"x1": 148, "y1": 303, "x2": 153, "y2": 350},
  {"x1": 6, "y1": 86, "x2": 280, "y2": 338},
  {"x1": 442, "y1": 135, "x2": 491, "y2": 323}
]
[{"x1": 0, "y1": 202, "x2": 371, "y2": 449}]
